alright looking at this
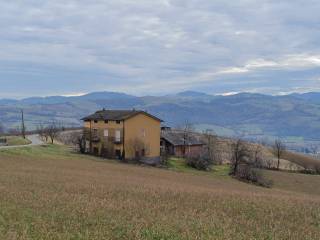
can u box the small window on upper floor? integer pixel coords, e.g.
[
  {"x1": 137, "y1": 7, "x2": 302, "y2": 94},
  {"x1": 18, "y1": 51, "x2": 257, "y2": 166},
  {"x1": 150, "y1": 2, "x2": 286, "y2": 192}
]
[
  {"x1": 116, "y1": 120, "x2": 121, "y2": 124},
  {"x1": 104, "y1": 120, "x2": 109, "y2": 124},
  {"x1": 94, "y1": 120, "x2": 98, "y2": 123},
  {"x1": 104, "y1": 129, "x2": 109, "y2": 137},
  {"x1": 141, "y1": 129, "x2": 146, "y2": 137}
]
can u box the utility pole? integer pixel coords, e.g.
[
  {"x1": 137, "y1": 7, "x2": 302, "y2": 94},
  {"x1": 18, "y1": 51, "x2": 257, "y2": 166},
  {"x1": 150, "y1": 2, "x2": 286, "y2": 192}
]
[{"x1": 21, "y1": 109, "x2": 26, "y2": 139}]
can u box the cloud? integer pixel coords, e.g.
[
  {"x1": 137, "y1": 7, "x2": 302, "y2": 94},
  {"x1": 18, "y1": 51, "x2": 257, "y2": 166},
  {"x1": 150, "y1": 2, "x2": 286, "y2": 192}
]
[
  {"x1": 0, "y1": 0, "x2": 320, "y2": 97},
  {"x1": 216, "y1": 54, "x2": 320, "y2": 76}
]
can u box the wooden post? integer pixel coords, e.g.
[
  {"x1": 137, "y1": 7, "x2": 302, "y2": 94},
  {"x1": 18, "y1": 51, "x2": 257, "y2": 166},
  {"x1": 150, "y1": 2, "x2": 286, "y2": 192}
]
[{"x1": 21, "y1": 109, "x2": 26, "y2": 139}]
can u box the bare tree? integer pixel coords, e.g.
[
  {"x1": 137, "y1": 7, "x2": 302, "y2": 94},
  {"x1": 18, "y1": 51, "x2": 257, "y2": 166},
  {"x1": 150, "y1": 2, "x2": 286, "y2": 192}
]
[
  {"x1": 21, "y1": 109, "x2": 26, "y2": 139},
  {"x1": 202, "y1": 129, "x2": 221, "y2": 164},
  {"x1": 36, "y1": 123, "x2": 49, "y2": 142},
  {"x1": 272, "y1": 139, "x2": 286, "y2": 170},
  {"x1": 229, "y1": 139, "x2": 273, "y2": 187},
  {"x1": 47, "y1": 121, "x2": 61, "y2": 144},
  {"x1": 252, "y1": 144, "x2": 263, "y2": 168},
  {"x1": 180, "y1": 121, "x2": 194, "y2": 157},
  {"x1": 230, "y1": 139, "x2": 251, "y2": 175},
  {"x1": 74, "y1": 131, "x2": 86, "y2": 154}
]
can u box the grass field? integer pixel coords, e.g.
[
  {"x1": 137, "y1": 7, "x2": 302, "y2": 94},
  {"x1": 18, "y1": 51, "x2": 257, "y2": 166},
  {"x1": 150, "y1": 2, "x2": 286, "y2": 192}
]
[
  {"x1": 0, "y1": 136, "x2": 31, "y2": 146},
  {"x1": 0, "y1": 145, "x2": 319, "y2": 239}
]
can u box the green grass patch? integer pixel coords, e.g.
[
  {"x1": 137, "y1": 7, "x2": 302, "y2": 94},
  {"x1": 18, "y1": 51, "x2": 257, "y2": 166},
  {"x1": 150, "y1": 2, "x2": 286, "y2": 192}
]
[
  {"x1": 167, "y1": 157, "x2": 230, "y2": 177},
  {"x1": 0, "y1": 144, "x2": 112, "y2": 164},
  {"x1": 0, "y1": 136, "x2": 31, "y2": 146},
  {"x1": 0, "y1": 144, "x2": 73, "y2": 158}
]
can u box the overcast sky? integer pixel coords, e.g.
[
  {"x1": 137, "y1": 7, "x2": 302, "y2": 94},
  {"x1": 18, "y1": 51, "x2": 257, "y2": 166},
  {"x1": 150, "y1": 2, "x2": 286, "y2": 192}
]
[{"x1": 1, "y1": 0, "x2": 320, "y2": 98}]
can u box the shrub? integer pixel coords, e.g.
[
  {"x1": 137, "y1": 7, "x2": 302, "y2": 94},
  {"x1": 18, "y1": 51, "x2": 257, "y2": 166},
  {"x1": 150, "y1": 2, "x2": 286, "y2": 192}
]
[
  {"x1": 234, "y1": 165, "x2": 273, "y2": 188},
  {"x1": 186, "y1": 155, "x2": 212, "y2": 171},
  {"x1": 160, "y1": 152, "x2": 169, "y2": 166}
]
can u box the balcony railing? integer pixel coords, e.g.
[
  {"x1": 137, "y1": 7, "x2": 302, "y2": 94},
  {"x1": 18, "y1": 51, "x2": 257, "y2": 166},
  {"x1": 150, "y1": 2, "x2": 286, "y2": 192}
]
[
  {"x1": 107, "y1": 136, "x2": 122, "y2": 144},
  {"x1": 83, "y1": 128, "x2": 122, "y2": 144}
]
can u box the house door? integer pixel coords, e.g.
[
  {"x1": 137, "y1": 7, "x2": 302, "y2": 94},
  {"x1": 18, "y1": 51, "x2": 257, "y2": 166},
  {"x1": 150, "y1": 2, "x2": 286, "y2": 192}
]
[
  {"x1": 93, "y1": 147, "x2": 99, "y2": 156},
  {"x1": 135, "y1": 151, "x2": 140, "y2": 159},
  {"x1": 141, "y1": 149, "x2": 145, "y2": 157},
  {"x1": 115, "y1": 150, "x2": 121, "y2": 159}
]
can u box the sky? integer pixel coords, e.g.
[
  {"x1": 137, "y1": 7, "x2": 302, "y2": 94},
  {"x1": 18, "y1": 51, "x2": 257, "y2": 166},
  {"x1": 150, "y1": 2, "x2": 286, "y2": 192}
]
[{"x1": 1, "y1": 0, "x2": 320, "y2": 98}]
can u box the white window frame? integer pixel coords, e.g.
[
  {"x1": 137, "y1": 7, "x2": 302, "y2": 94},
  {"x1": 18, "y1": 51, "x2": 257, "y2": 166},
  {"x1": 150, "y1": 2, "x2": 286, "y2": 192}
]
[
  {"x1": 104, "y1": 129, "x2": 109, "y2": 137},
  {"x1": 141, "y1": 128, "x2": 146, "y2": 138},
  {"x1": 115, "y1": 130, "x2": 121, "y2": 142}
]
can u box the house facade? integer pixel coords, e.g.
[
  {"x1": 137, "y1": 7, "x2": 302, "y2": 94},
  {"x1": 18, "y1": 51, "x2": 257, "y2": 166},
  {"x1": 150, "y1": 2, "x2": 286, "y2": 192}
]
[
  {"x1": 82, "y1": 109, "x2": 162, "y2": 161},
  {"x1": 161, "y1": 129, "x2": 205, "y2": 157}
]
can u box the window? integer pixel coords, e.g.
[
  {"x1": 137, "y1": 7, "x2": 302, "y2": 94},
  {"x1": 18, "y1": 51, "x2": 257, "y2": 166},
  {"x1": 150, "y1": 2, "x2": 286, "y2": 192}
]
[
  {"x1": 116, "y1": 120, "x2": 121, "y2": 124},
  {"x1": 103, "y1": 129, "x2": 109, "y2": 137},
  {"x1": 93, "y1": 128, "x2": 98, "y2": 135},
  {"x1": 104, "y1": 120, "x2": 109, "y2": 124},
  {"x1": 115, "y1": 130, "x2": 121, "y2": 142},
  {"x1": 141, "y1": 129, "x2": 146, "y2": 138},
  {"x1": 94, "y1": 120, "x2": 98, "y2": 123}
]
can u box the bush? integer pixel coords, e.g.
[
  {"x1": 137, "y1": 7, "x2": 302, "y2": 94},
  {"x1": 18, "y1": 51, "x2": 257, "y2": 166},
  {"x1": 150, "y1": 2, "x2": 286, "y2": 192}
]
[
  {"x1": 160, "y1": 152, "x2": 169, "y2": 166},
  {"x1": 186, "y1": 155, "x2": 212, "y2": 171},
  {"x1": 299, "y1": 169, "x2": 319, "y2": 175},
  {"x1": 234, "y1": 165, "x2": 273, "y2": 188}
]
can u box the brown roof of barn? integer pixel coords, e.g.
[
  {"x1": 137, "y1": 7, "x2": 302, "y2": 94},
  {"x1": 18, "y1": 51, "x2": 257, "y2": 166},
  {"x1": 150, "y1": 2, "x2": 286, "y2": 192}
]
[
  {"x1": 82, "y1": 109, "x2": 162, "y2": 122},
  {"x1": 161, "y1": 130, "x2": 205, "y2": 146}
]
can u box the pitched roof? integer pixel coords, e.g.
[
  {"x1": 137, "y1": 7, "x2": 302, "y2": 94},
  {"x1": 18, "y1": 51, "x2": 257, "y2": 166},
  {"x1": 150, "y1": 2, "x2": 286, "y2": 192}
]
[
  {"x1": 81, "y1": 109, "x2": 162, "y2": 122},
  {"x1": 161, "y1": 130, "x2": 205, "y2": 146}
]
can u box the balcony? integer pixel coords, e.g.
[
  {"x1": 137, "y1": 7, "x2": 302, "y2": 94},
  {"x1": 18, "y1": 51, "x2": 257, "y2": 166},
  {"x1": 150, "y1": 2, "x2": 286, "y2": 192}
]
[
  {"x1": 83, "y1": 128, "x2": 100, "y2": 142},
  {"x1": 83, "y1": 128, "x2": 122, "y2": 144},
  {"x1": 106, "y1": 136, "x2": 122, "y2": 144},
  {"x1": 113, "y1": 139, "x2": 122, "y2": 144},
  {"x1": 92, "y1": 135, "x2": 100, "y2": 142}
]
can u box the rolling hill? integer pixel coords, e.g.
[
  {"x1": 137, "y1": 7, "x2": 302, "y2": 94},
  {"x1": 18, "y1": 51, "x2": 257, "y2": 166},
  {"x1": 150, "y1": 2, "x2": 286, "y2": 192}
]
[{"x1": 1, "y1": 91, "x2": 320, "y2": 151}]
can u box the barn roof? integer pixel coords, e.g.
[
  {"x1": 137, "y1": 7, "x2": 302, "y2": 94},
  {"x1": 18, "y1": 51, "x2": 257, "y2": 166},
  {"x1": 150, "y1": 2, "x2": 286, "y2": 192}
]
[
  {"x1": 82, "y1": 109, "x2": 162, "y2": 122},
  {"x1": 161, "y1": 130, "x2": 205, "y2": 146}
]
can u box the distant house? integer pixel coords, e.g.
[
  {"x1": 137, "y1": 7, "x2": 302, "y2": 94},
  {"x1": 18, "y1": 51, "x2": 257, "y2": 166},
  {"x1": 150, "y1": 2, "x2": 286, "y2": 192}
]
[
  {"x1": 161, "y1": 129, "x2": 205, "y2": 157},
  {"x1": 82, "y1": 109, "x2": 162, "y2": 162}
]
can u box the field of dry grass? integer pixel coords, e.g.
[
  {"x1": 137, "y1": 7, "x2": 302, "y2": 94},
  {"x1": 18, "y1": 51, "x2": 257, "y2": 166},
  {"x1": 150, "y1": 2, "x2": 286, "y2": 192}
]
[
  {"x1": 0, "y1": 145, "x2": 319, "y2": 239},
  {"x1": 283, "y1": 151, "x2": 320, "y2": 170}
]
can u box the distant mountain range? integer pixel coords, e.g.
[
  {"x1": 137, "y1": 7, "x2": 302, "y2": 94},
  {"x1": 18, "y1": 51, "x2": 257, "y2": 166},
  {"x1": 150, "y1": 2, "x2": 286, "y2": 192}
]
[{"x1": 1, "y1": 91, "x2": 320, "y2": 145}]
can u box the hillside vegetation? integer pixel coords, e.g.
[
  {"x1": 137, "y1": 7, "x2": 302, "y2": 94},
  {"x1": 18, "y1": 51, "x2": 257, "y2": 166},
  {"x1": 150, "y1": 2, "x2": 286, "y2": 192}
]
[{"x1": 0, "y1": 145, "x2": 319, "y2": 239}]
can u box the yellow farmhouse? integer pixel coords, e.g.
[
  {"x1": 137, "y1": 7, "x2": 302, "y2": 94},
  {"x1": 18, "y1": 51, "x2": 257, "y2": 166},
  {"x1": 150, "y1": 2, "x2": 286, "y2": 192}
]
[{"x1": 82, "y1": 109, "x2": 162, "y2": 162}]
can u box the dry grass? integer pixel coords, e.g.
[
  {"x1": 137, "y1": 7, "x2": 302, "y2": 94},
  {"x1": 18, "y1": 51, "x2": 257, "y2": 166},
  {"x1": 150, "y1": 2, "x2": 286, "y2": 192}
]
[
  {"x1": 283, "y1": 151, "x2": 320, "y2": 170},
  {"x1": 261, "y1": 169, "x2": 320, "y2": 196},
  {"x1": 0, "y1": 145, "x2": 319, "y2": 239}
]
